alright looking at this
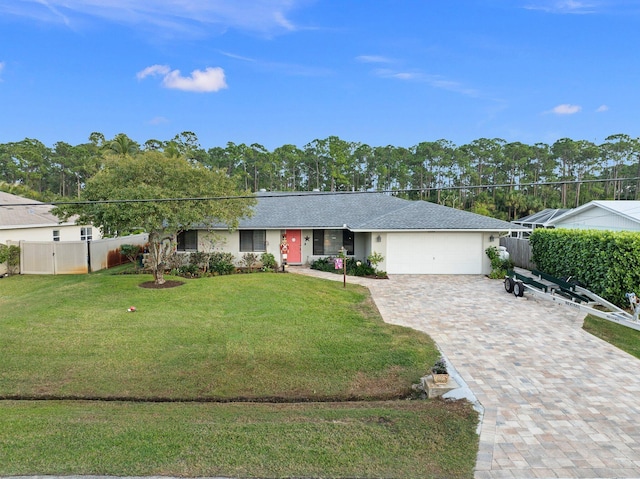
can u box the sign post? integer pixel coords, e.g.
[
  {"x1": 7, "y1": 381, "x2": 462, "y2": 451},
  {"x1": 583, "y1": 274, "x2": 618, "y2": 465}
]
[{"x1": 339, "y1": 246, "x2": 347, "y2": 288}]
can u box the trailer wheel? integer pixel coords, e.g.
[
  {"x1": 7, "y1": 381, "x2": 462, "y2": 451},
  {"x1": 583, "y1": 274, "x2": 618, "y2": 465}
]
[
  {"x1": 513, "y1": 281, "x2": 525, "y2": 297},
  {"x1": 504, "y1": 277, "x2": 514, "y2": 293}
]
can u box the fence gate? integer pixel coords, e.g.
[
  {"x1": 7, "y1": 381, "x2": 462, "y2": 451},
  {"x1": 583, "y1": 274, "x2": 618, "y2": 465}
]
[{"x1": 20, "y1": 241, "x2": 89, "y2": 275}]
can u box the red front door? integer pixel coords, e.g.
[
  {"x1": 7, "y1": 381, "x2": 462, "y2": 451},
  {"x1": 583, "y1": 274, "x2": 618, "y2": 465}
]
[{"x1": 285, "y1": 230, "x2": 302, "y2": 263}]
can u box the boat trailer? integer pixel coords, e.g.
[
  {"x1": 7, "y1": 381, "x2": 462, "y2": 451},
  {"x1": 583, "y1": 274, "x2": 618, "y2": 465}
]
[{"x1": 504, "y1": 268, "x2": 640, "y2": 332}]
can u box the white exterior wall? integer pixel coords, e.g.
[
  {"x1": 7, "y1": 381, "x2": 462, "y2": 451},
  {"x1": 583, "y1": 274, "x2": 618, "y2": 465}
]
[
  {"x1": 300, "y1": 229, "x2": 314, "y2": 265},
  {"x1": 368, "y1": 232, "x2": 388, "y2": 272},
  {"x1": 198, "y1": 229, "x2": 284, "y2": 265},
  {"x1": 554, "y1": 208, "x2": 640, "y2": 231},
  {"x1": 0, "y1": 224, "x2": 101, "y2": 244},
  {"x1": 197, "y1": 229, "x2": 499, "y2": 274}
]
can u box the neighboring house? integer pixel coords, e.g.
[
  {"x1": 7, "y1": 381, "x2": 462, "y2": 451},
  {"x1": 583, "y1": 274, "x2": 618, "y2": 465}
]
[
  {"x1": 179, "y1": 192, "x2": 522, "y2": 275},
  {"x1": 0, "y1": 191, "x2": 103, "y2": 275},
  {"x1": 544, "y1": 200, "x2": 640, "y2": 232},
  {"x1": 510, "y1": 208, "x2": 570, "y2": 238},
  {"x1": 504, "y1": 201, "x2": 640, "y2": 270},
  {"x1": 0, "y1": 191, "x2": 100, "y2": 244}
]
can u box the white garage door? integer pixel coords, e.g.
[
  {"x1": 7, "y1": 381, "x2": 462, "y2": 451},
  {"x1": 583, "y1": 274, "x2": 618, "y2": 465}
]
[{"x1": 386, "y1": 232, "x2": 483, "y2": 274}]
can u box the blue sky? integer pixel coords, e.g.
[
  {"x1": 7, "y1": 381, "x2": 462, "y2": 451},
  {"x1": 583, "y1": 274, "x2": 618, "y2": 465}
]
[{"x1": 0, "y1": 0, "x2": 638, "y2": 151}]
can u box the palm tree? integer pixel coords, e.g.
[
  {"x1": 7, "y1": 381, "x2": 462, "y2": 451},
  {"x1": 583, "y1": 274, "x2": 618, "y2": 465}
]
[{"x1": 108, "y1": 133, "x2": 139, "y2": 157}]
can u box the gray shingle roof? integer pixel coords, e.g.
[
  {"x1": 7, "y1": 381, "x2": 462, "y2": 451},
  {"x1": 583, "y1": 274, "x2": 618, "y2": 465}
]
[
  {"x1": 0, "y1": 191, "x2": 72, "y2": 229},
  {"x1": 209, "y1": 192, "x2": 520, "y2": 232}
]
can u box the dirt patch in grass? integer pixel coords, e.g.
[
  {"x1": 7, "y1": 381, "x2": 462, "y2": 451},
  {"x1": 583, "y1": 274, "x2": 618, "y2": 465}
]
[
  {"x1": 347, "y1": 366, "x2": 410, "y2": 399},
  {"x1": 138, "y1": 280, "x2": 184, "y2": 289}
]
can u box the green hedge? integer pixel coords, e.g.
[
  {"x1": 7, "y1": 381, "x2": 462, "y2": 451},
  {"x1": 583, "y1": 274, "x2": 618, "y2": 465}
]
[{"x1": 530, "y1": 228, "x2": 640, "y2": 307}]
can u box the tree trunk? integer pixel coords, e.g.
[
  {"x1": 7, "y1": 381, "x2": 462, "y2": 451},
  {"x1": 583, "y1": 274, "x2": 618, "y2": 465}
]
[
  {"x1": 148, "y1": 233, "x2": 168, "y2": 285},
  {"x1": 154, "y1": 264, "x2": 166, "y2": 285}
]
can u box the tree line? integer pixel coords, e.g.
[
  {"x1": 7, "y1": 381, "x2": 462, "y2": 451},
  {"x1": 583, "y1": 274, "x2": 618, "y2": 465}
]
[{"x1": 1, "y1": 131, "x2": 639, "y2": 221}]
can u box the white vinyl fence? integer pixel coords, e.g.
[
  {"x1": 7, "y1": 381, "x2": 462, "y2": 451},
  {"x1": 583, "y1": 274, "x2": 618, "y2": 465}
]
[
  {"x1": 89, "y1": 234, "x2": 148, "y2": 272},
  {"x1": 18, "y1": 233, "x2": 148, "y2": 275}
]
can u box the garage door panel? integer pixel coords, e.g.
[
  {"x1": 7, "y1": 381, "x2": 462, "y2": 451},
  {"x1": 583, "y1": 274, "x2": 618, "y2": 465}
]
[{"x1": 387, "y1": 233, "x2": 482, "y2": 274}]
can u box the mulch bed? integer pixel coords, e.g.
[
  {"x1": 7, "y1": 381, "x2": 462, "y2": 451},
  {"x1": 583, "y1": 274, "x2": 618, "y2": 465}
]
[{"x1": 138, "y1": 280, "x2": 185, "y2": 289}]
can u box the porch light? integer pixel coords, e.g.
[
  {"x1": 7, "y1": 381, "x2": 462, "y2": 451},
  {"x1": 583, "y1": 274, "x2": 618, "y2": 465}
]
[
  {"x1": 376, "y1": 235, "x2": 381, "y2": 243},
  {"x1": 489, "y1": 235, "x2": 495, "y2": 242}
]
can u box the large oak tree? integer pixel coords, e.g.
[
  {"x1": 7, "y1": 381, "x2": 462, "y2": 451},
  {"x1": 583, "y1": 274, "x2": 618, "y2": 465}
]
[{"x1": 54, "y1": 151, "x2": 255, "y2": 284}]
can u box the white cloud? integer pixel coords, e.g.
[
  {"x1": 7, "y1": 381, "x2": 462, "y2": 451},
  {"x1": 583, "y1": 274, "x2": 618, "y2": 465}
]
[
  {"x1": 0, "y1": 61, "x2": 4, "y2": 80},
  {"x1": 549, "y1": 103, "x2": 582, "y2": 115},
  {"x1": 356, "y1": 55, "x2": 393, "y2": 64},
  {"x1": 36, "y1": 0, "x2": 72, "y2": 25},
  {"x1": 393, "y1": 72, "x2": 418, "y2": 80},
  {"x1": 0, "y1": 0, "x2": 307, "y2": 36},
  {"x1": 149, "y1": 116, "x2": 169, "y2": 125},
  {"x1": 162, "y1": 67, "x2": 227, "y2": 92},
  {"x1": 136, "y1": 64, "x2": 171, "y2": 80},
  {"x1": 219, "y1": 51, "x2": 257, "y2": 63},
  {"x1": 374, "y1": 69, "x2": 419, "y2": 80},
  {"x1": 524, "y1": 1, "x2": 598, "y2": 14},
  {"x1": 373, "y1": 68, "x2": 478, "y2": 96},
  {"x1": 596, "y1": 104, "x2": 609, "y2": 112},
  {"x1": 138, "y1": 64, "x2": 227, "y2": 92}
]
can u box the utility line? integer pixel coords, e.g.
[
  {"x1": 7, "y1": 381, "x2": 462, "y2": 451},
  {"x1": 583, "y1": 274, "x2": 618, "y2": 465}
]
[{"x1": 1, "y1": 176, "x2": 639, "y2": 208}]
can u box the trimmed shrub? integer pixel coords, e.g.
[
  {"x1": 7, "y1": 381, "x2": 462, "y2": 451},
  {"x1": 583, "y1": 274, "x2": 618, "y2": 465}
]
[
  {"x1": 0, "y1": 244, "x2": 20, "y2": 275},
  {"x1": 209, "y1": 252, "x2": 236, "y2": 275},
  {"x1": 175, "y1": 263, "x2": 200, "y2": 277},
  {"x1": 120, "y1": 244, "x2": 142, "y2": 271},
  {"x1": 189, "y1": 251, "x2": 211, "y2": 272},
  {"x1": 260, "y1": 252, "x2": 277, "y2": 271},
  {"x1": 531, "y1": 228, "x2": 640, "y2": 307},
  {"x1": 241, "y1": 253, "x2": 259, "y2": 272}
]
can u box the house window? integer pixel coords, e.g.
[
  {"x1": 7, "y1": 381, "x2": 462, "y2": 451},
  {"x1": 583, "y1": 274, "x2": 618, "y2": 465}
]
[
  {"x1": 81, "y1": 227, "x2": 92, "y2": 241},
  {"x1": 240, "y1": 230, "x2": 266, "y2": 252},
  {"x1": 177, "y1": 230, "x2": 198, "y2": 251},
  {"x1": 53, "y1": 230, "x2": 60, "y2": 242},
  {"x1": 313, "y1": 229, "x2": 354, "y2": 255}
]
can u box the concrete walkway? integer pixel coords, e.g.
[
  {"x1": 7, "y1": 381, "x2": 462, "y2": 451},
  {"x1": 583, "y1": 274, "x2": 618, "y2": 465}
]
[{"x1": 290, "y1": 267, "x2": 640, "y2": 479}]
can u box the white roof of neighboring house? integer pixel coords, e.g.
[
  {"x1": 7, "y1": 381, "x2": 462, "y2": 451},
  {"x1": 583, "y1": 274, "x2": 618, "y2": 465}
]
[
  {"x1": 512, "y1": 208, "x2": 571, "y2": 228},
  {"x1": 0, "y1": 191, "x2": 74, "y2": 230},
  {"x1": 545, "y1": 200, "x2": 640, "y2": 231}
]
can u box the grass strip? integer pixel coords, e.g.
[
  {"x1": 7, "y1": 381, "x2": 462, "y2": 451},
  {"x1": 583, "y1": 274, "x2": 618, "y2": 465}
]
[
  {"x1": 0, "y1": 399, "x2": 478, "y2": 479},
  {"x1": 583, "y1": 314, "x2": 640, "y2": 359}
]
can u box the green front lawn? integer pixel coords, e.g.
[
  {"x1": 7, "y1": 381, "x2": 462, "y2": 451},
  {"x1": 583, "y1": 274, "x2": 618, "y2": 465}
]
[
  {"x1": 1, "y1": 273, "x2": 435, "y2": 400},
  {"x1": 0, "y1": 272, "x2": 479, "y2": 478}
]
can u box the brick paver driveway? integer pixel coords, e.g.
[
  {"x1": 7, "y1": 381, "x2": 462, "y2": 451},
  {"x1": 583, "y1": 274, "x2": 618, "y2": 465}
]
[{"x1": 292, "y1": 269, "x2": 640, "y2": 479}]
